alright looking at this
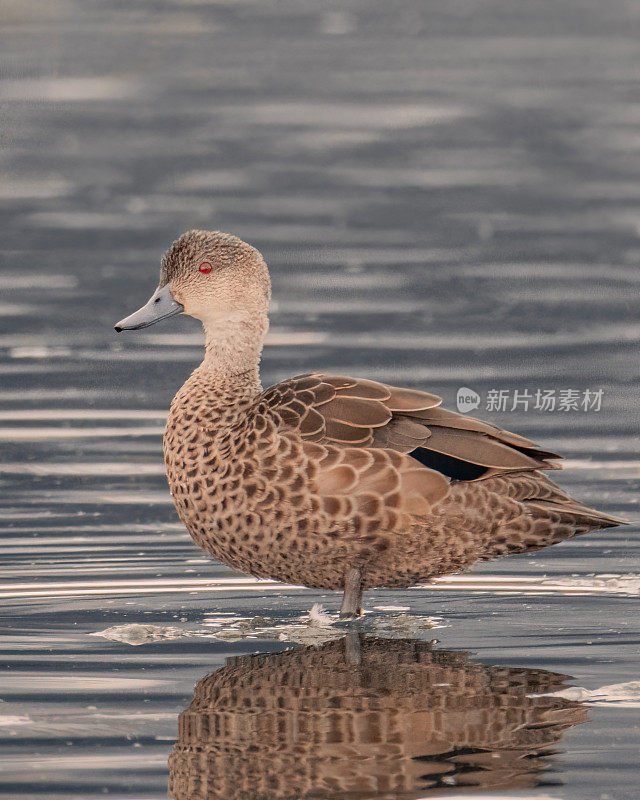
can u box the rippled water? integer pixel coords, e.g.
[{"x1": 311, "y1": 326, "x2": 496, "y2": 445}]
[{"x1": 2, "y1": 1, "x2": 640, "y2": 799}]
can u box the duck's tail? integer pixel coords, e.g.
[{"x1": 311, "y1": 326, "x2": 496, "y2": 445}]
[
  {"x1": 481, "y1": 471, "x2": 626, "y2": 559},
  {"x1": 525, "y1": 497, "x2": 624, "y2": 531},
  {"x1": 523, "y1": 472, "x2": 626, "y2": 528}
]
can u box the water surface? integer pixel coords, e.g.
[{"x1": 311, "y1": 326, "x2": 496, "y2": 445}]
[{"x1": 1, "y1": 1, "x2": 639, "y2": 799}]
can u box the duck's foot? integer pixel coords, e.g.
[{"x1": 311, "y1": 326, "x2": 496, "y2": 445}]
[{"x1": 339, "y1": 567, "x2": 363, "y2": 620}]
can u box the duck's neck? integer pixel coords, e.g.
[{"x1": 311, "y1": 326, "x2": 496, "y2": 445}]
[{"x1": 198, "y1": 312, "x2": 267, "y2": 393}]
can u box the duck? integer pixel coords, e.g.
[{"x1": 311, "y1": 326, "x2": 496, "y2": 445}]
[
  {"x1": 168, "y1": 635, "x2": 586, "y2": 800},
  {"x1": 115, "y1": 229, "x2": 623, "y2": 618}
]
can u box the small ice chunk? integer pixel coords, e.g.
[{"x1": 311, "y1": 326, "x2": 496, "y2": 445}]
[{"x1": 91, "y1": 624, "x2": 187, "y2": 645}]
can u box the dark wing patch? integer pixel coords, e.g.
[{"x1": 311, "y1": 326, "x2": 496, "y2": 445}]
[{"x1": 411, "y1": 448, "x2": 489, "y2": 482}]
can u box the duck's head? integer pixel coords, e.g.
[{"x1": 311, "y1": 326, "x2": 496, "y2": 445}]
[{"x1": 114, "y1": 229, "x2": 271, "y2": 334}]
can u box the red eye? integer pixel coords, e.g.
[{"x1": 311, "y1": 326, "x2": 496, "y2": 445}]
[{"x1": 198, "y1": 262, "x2": 212, "y2": 274}]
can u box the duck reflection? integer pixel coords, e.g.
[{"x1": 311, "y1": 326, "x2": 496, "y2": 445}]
[{"x1": 169, "y1": 634, "x2": 587, "y2": 799}]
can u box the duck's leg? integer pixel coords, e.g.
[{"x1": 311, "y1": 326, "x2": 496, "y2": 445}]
[
  {"x1": 339, "y1": 567, "x2": 363, "y2": 619},
  {"x1": 344, "y1": 632, "x2": 362, "y2": 666}
]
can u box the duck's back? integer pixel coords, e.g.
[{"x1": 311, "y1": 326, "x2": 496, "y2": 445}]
[{"x1": 163, "y1": 371, "x2": 621, "y2": 590}]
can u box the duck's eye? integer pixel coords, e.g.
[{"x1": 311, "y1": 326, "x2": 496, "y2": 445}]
[{"x1": 198, "y1": 262, "x2": 212, "y2": 274}]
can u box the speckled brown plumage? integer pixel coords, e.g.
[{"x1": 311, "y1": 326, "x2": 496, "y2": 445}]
[
  {"x1": 168, "y1": 635, "x2": 587, "y2": 800},
  {"x1": 163, "y1": 367, "x2": 620, "y2": 593},
  {"x1": 118, "y1": 229, "x2": 623, "y2": 609}
]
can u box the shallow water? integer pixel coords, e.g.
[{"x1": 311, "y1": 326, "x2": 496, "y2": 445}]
[{"x1": 1, "y1": 1, "x2": 640, "y2": 799}]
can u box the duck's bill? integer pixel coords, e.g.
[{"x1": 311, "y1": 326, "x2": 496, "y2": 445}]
[{"x1": 114, "y1": 284, "x2": 183, "y2": 331}]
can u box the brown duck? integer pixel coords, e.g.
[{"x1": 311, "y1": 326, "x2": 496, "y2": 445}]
[
  {"x1": 168, "y1": 635, "x2": 587, "y2": 799},
  {"x1": 115, "y1": 230, "x2": 622, "y2": 617}
]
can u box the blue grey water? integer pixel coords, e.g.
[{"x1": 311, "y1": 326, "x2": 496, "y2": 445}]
[{"x1": 1, "y1": 1, "x2": 639, "y2": 798}]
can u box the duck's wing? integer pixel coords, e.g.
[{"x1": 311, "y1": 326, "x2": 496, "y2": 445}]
[
  {"x1": 261, "y1": 373, "x2": 561, "y2": 483},
  {"x1": 260, "y1": 374, "x2": 450, "y2": 521}
]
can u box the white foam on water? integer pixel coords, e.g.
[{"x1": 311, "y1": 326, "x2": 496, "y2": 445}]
[
  {"x1": 88, "y1": 605, "x2": 443, "y2": 648},
  {"x1": 543, "y1": 574, "x2": 640, "y2": 596},
  {"x1": 531, "y1": 680, "x2": 640, "y2": 708},
  {"x1": 205, "y1": 605, "x2": 342, "y2": 646},
  {"x1": 369, "y1": 613, "x2": 444, "y2": 638},
  {"x1": 91, "y1": 624, "x2": 189, "y2": 646},
  {"x1": 307, "y1": 602, "x2": 334, "y2": 626}
]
